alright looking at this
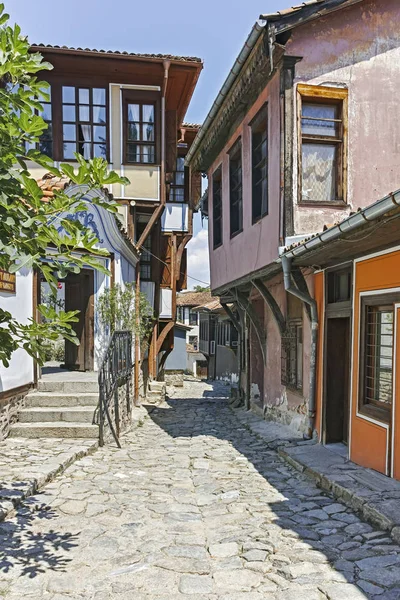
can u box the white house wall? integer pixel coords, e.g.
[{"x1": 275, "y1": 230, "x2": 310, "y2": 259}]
[
  {"x1": 161, "y1": 203, "x2": 188, "y2": 232},
  {"x1": 159, "y1": 288, "x2": 173, "y2": 319},
  {"x1": 0, "y1": 268, "x2": 34, "y2": 392}
]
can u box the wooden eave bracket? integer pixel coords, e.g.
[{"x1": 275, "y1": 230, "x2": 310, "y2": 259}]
[{"x1": 252, "y1": 279, "x2": 286, "y2": 335}]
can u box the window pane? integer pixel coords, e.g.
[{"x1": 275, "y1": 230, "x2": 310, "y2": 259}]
[
  {"x1": 302, "y1": 103, "x2": 339, "y2": 137},
  {"x1": 63, "y1": 105, "x2": 76, "y2": 121},
  {"x1": 93, "y1": 106, "x2": 106, "y2": 124},
  {"x1": 93, "y1": 88, "x2": 106, "y2": 105},
  {"x1": 176, "y1": 157, "x2": 185, "y2": 171},
  {"x1": 62, "y1": 86, "x2": 75, "y2": 103},
  {"x1": 175, "y1": 171, "x2": 184, "y2": 185},
  {"x1": 127, "y1": 143, "x2": 140, "y2": 162},
  {"x1": 142, "y1": 123, "x2": 154, "y2": 142},
  {"x1": 143, "y1": 105, "x2": 154, "y2": 122},
  {"x1": 40, "y1": 103, "x2": 52, "y2": 121},
  {"x1": 127, "y1": 104, "x2": 140, "y2": 121},
  {"x1": 93, "y1": 143, "x2": 107, "y2": 158},
  {"x1": 142, "y1": 145, "x2": 155, "y2": 163},
  {"x1": 63, "y1": 124, "x2": 76, "y2": 141},
  {"x1": 94, "y1": 125, "x2": 106, "y2": 143},
  {"x1": 78, "y1": 124, "x2": 92, "y2": 142},
  {"x1": 79, "y1": 88, "x2": 90, "y2": 104},
  {"x1": 39, "y1": 139, "x2": 52, "y2": 157},
  {"x1": 63, "y1": 142, "x2": 76, "y2": 160},
  {"x1": 79, "y1": 105, "x2": 90, "y2": 122},
  {"x1": 127, "y1": 123, "x2": 139, "y2": 141},
  {"x1": 302, "y1": 143, "x2": 337, "y2": 202}
]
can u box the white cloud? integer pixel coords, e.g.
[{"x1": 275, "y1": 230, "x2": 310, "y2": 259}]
[{"x1": 186, "y1": 228, "x2": 210, "y2": 290}]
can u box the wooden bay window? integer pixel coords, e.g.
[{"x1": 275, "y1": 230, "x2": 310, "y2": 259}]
[{"x1": 297, "y1": 84, "x2": 348, "y2": 205}]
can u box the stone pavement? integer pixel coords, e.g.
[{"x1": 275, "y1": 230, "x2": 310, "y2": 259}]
[
  {"x1": 0, "y1": 381, "x2": 399, "y2": 599},
  {"x1": 232, "y1": 402, "x2": 400, "y2": 544}
]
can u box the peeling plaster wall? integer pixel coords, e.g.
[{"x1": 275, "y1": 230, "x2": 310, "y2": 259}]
[{"x1": 287, "y1": 0, "x2": 400, "y2": 235}]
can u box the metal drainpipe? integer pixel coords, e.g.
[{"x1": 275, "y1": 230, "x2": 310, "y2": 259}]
[{"x1": 281, "y1": 255, "x2": 318, "y2": 439}]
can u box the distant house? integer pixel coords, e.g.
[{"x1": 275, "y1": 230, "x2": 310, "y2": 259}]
[{"x1": 196, "y1": 299, "x2": 239, "y2": 384}]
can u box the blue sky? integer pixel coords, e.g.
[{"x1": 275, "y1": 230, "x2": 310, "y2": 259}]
[{"x1": 8, "y1": 0, "x2": 290, "y2": 288}]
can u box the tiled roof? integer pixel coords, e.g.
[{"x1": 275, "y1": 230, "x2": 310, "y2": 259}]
[
  {"x1": 260, "y1": 0, "x2": 362, "y2": 29},
  {"x1": 261, "y1": 0, "x2": 326, "y2": 19},
  {"x1": 176, "y1": 290, "x2": 212, "y2": 307},
  {"x1": 196, "y1": 298, "x2": 223, "y2": 312},
  {"x1": 182, "y1": 123, "x2": 202, "y2": 129},
  {"x1": 31, "y1": 43, "x2": 202, "y2": 64}
]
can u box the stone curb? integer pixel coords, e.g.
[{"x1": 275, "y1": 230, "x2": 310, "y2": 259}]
[
  {"x1": 0, "y1": 406, "x2": 149, "y2": 523},
  {"x1": 0, "y1": 441, "x2": 99, "y2": 522},
  {"x1": 230, "y1": 403, "x2": 400, "y2": 545}
]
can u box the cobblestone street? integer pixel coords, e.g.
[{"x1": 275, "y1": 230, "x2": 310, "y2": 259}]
[{"x1": 0, "y1": 380, "x2": 399, "y2": 599}]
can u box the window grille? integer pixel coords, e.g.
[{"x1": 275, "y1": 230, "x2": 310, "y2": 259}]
[
  {"x1": 364, "y1": 305, "x2": 393, "y2": 408},
  {"x1": 281, "y1": 322, "x2": 303, "y2": 392}
]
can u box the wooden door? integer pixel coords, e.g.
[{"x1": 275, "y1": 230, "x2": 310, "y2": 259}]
[
  {"x1": 64, "y1": 270, "x2": 94, "y2": 371},
  {"x1": 325, "y1": 317, "x2": 350, "y2": 444}
]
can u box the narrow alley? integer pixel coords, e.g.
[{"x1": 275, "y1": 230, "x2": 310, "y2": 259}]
[{"x1": 0, "y1": 380, "x2": 399, "y2": 599}]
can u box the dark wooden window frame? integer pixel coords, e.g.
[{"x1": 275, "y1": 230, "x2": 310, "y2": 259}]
[
  {"x1": 358, "y1": 293, "x2": 398, "y2": 423},
  {"x1": 170, "y1": 152, "x2": 186, "y2": 202},
  {"x1": 250, "y1": 103, "x2": 268, "y2": 224},
  {"x1": 61, "y1": 85, "x2": 109, "y2": 162},
  {"x1": 297, "y1": 84, "x2": 348, "y2": 207},
  {"x1": 122, "y1": 89, "x2": 160, "y2": 166},
  {"x1": 212, "y1": 165, "x2": 223, "y2": 250},
  {"x1": 229, "y1": 138, "x2": 243, "y2": 238}
]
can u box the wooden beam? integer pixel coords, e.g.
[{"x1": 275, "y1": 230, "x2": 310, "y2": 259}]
[
  {"x1": 136, "y1": 203, "x2": 164, "y2": 250},
  {"x1": 236, "y1": 290, "x2": 266, "y2": 364},
  {"x1": 252, "y1": 279, "x2": 286, "y2": 335},
  {"x1": 156, "y1": 320, "x2": 175, "y2": 354},
  {"x1": 221, "y1": 303, "x2": 241, "y2": 334}
]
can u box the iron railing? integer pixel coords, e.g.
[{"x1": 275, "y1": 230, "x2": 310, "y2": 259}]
[{"x1": 98, "y1": 330, "x2": 133, "y2": 448}]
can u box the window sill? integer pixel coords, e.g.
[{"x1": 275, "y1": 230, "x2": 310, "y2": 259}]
[
  {"x1": 252, "y1": 213, "x2": 268, "y2": 226},
  {"x1": 285, "y1": 385, "x2": 304, "y2": 398},
  {"x1": 299, "y1": 200, "x2": 347, "y2": 208},
  {"x1": 122, "y1": 162, "x2": 160, "y2": 167},
  {"x1": 230, "y1": 229, "x2": 243, "y2": 240},
  {"x1": 358, "y1": 404, "x2": 391, "y2": 424},
  {"x1": 213, "y1": 242, "x2": 223, "y2": 251}
]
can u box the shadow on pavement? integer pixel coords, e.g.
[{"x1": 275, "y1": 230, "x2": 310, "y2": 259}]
[
  {"x1": 0, "y1": 497, "x2": 79, "y2": 578},
  {"x1": 145, "y1": 382, "x2": 400, "y2": 599}
]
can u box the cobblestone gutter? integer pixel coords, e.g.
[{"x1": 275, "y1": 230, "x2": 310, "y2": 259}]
[{"x1": 231, "y1": 404, "x2": 400, "y2": 545}]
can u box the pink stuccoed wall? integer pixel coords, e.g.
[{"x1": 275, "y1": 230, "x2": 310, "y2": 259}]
[
  {"x1": 286, "y1": 0, "x2": 400, "y2": 235},
  {"x1": 208, "y1": 74, "x2": 281, "y2": 292}
]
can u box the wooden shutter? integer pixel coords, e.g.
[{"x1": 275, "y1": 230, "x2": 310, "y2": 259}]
[
  {"x1": 165, "y1": 110, "x2": 177, "y2": 175},
  {"x1": 160, "y1": 236, "x2": 172, "y2": 287},
  {"x1": 177, "y1": 249, "x2": 187, "y2": 291}
]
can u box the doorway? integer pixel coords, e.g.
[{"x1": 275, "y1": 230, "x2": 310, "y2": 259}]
[
  {"x1": 325, "y1": 317, "x2": 350, "y2": 444},
  {"x1": 64, "y1": 270, "x2": 95, "y2": 371}
]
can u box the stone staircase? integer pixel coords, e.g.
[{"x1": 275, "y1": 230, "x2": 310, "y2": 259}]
[
  {"x1": 9, "y1": 377, "x2": 99, "y2": 439},
  {"x1": 145, "y1": 380, "x2": 166, "y2": 405}
]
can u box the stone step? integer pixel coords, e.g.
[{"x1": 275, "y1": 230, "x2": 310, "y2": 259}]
[
  {"x1": 26, "y1": 392, "x2": 98, "y2": 408},
  {"x1": 18, "y1": 407, "x2": 95, "y2": 424},
  {"x1": 148, "y1": 381, "x2": 166, "y2": 392},
  {"x1": 9, "y1": 422, "x2": 99, "y2": 439},
  {"x1": 146, "y1": 391, "x2": 162, "y2": 405},
  {"x1": 38, "y1": 380, "x2": 98, "y2": 394}
]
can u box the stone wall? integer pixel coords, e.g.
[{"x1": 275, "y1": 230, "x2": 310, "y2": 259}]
[
  {"x1": 0, "y1": 388, "x2": 30, "y2": 441},
  {"x1": 163, "y1": 370, "x2": 184, "y2": 387}
]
